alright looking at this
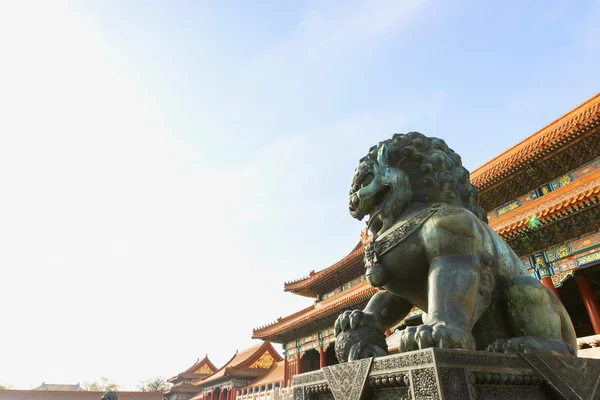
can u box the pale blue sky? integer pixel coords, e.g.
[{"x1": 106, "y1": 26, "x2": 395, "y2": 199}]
[{"x1": 0, "y1": 0, "x2": 598, "y2": 390}]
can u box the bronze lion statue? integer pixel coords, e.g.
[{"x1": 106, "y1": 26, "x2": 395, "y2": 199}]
[{"x1": 334, "y1": 132, "x2": 576, "y2": 361}]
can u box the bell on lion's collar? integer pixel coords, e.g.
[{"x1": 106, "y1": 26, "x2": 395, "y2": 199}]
[{"x1": 365, "y1": 262, "x2": 390, "y2": 288}]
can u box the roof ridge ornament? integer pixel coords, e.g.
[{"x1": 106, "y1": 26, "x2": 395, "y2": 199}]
[{"x1": 360, "y1": 228, "x2": 372, "y2": 246}]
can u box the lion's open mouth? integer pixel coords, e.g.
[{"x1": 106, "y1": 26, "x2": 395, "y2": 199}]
[
  {"x1": 350, "y1": 184, "x2": 391, "y2": 223},
  {"x1": 365, "y1": 185, "x2": 390, "y2": 232}
]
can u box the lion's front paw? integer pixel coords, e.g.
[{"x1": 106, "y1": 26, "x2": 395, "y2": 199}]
[
  {"x1": 334, "y1": 310, "x2": 374, "y2": 336},
  {"x1": 398, "y1": 322, "x2": 475, "y2": 352},
  {"x1": 335, "y1": 327, "x2": 388, "y2": 363}
]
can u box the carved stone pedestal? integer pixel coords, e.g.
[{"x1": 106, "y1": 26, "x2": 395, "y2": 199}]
[{"x1": 292, "y1": 348, "x2": 600, "y2": 400}]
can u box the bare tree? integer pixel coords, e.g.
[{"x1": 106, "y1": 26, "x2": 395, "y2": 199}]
[
  {"x1": 81, "y1": 377, "x2": 119, "y2": 392},
  {"x1": 137, "y1": 377, "x2": 172, "y2": 392}
]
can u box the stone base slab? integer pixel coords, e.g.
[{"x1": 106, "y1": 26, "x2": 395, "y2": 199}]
[{"x1": 292, "y1": 348, "x2": 600, "y2": 400}]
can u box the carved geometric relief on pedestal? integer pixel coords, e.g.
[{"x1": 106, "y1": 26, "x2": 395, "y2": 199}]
[
  {"x1": 322, "y1": 358, "x2": 373, "y2": 400},
  {"x1": 521, "y1": 354, "x2": 600, "y2": 400}
]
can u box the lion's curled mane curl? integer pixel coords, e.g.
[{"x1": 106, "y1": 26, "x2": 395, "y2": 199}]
[{"x1": 361, "y1": 131, "x2": 487, "y2": 223}]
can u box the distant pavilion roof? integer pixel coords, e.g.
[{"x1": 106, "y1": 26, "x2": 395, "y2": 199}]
[
  {"x1": 242, "y1": 361, "x2": 284, "y2": 391},
  {"x1": 167, "y1": 355, "x2": 218, "y2": 383},
  {"x1": 164, "y1": 355, "x2": 218, "y2": 395},
  {"x1": 194, "y1": 342, "x2": 283, "y2": 387},
  {"x1": 32, "y1": 383, "x2": 81, "y2": 391}
]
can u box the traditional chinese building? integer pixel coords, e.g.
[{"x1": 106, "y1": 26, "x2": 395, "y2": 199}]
[
  {"x1": 190, "y1": 342, "x2": 282, "y2": 400},
  {"x1": 470, "y1": 92, "x2": 600, "y2": 346},
  {"x1": 253, "y1": 92, "x2": 600, "y2": 382},
  {"x1": 236, "y1": 361, "x2": 291, "y2": 399},
  {"x1": 164, "y1": 356, "x2": 218, "y2": 400}
]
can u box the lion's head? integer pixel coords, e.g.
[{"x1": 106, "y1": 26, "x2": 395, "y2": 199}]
[{"x1": 349, "y1": 132, "x2": 486, "y2": 237}]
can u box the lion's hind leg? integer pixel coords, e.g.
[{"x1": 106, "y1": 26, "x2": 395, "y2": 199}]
[{"x1": 486, "y1": 275, "x2": 577, "y2": 356}]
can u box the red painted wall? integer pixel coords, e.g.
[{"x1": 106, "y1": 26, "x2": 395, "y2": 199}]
[{"x1": 0, "y1": 391, "x2": 163, "y2": 400}]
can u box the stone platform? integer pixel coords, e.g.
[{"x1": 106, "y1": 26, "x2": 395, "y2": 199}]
[{"x1": 292, "y1": 348, "x2": 600, "y2": 400}]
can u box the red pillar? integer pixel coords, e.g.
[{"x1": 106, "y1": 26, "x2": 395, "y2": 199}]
[
  {"x1": 283, "y1": 354, "x2": 289, "y2": 387},
  {"x1": 231, "y1": 388, "x2": 237, "y2": 400},
  {"x1": 296, "y1": 353, "x2": 302, "y2": 375},
  {"x1": 576, "y1": 275, "x2": 600, "y2": 334},
  {"x1": 541, "y1": 276, "x2": 561, "y2": 300},
  {"x1": 319, "y1": 345, "x2": 326, "y2": 368}
]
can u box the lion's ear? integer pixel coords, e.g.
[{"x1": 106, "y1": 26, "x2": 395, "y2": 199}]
[{"x1": 377, "y1": 143, "x2": 389, "y2": 166}]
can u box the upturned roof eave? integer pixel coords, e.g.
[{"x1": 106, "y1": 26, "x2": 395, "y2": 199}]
[
  {"x1": 195, "y1": 341, "x2": 281, "y2": 387},
  {"x1": 471, "y1": 92, "x2": 600, "y2": 190},
  {"x1": 252, "y1": 283, "x2": 378, "y2": 341},
  {"x1": 283, "y1": 241, "x2": 364, "y2": 295},
  {"x1": 168, "y1": 355, "x2": 217, "y2": 383}
]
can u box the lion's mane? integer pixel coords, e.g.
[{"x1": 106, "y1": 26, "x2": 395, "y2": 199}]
[{"x1": 361, "y1": 132, "x2": 487, "y2": 223}]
